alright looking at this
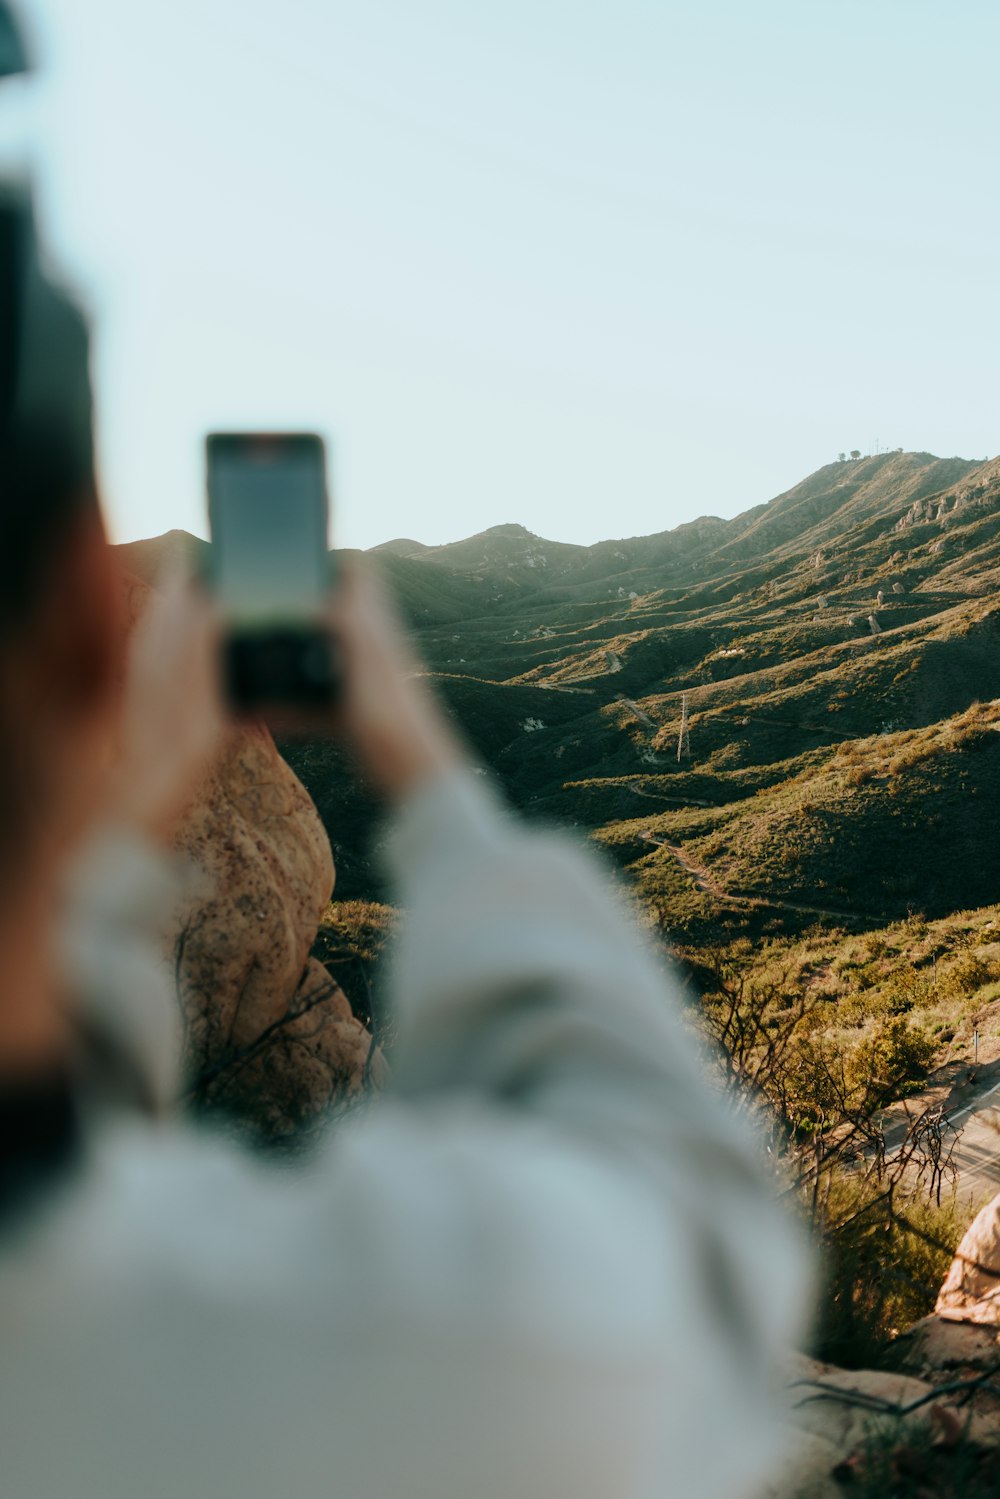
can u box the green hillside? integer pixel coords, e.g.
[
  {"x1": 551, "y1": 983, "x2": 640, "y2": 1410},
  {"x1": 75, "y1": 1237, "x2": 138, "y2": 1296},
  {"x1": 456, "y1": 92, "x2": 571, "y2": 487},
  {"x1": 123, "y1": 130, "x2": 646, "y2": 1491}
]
[
  {"x1": 117, "y1": 448, "x2": 1000, "y2": 965},
  {"x1": 116, "y1": 454, "x2": 1000, "y2": 1371}
]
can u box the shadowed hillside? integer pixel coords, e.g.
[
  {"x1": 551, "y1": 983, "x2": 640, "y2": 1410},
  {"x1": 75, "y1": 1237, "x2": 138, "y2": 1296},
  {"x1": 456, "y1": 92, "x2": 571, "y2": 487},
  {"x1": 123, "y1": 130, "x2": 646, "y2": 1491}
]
[
  {"x1": 119, "y1": 450, "x2": 1000, "y2": 937},
  {"x1": 120, "y1": 453, "x2": 1000, "y2": 1378}
]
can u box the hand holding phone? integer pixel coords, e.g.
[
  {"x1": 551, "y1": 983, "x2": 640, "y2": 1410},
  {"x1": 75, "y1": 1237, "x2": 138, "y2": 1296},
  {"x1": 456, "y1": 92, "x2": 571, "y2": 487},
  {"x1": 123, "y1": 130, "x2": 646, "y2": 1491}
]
[
  {"x1": 206, "y1": 432, "x2": 338, "y2": 713},
  {"x1": 110, "y1": 567, "x2": 224, "y2": 843},
  {"x1": 324, "y1": 560, "x2": 466, "y2": 801},
  {"x1": 206, "y1": 432, "x2": 466, "y2": 795}
]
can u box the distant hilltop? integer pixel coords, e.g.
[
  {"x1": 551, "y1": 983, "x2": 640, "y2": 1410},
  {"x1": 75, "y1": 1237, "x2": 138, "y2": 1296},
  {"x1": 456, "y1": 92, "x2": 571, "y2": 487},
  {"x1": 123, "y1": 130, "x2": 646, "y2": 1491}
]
[
  {"x1": 369, "y1": 450, "x2": 991, "y2": 572},
  {"x1": 347, "y1": 451, "x2": 991, "y2": 598},
  {"x1": 125, "y1": 440, "x2": 1000, "y2": 937},
  {"x1": 119, "y1": 449, "x2": 998, "y2": 603}
]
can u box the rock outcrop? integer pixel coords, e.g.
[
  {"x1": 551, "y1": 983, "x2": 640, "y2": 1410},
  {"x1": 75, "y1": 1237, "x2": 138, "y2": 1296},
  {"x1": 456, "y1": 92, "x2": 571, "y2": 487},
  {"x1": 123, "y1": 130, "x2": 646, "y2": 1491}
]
[
  {"x1": 765, "y1": 1348, "x2": 1000, "y2": 1497},
  {"x1": 762, "y1": 1195, "x2": 1000, "y2": 1496},
  {"x1": 882, "y1": 1188, "x2": 1000, "y2": 1469},
  {"x1": 935, "y1": 1190, "x2": 1000, "y2": 1326},
  {"x1": 124, "y1": 571, "x2": 384, "y2": 1138}
]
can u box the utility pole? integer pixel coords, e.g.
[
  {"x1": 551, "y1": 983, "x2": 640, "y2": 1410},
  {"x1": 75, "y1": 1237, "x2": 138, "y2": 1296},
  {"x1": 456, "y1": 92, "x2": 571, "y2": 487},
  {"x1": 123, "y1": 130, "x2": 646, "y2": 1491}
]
[{"x1": 677, "y1": 692, "x2": 691, "y2": 763}]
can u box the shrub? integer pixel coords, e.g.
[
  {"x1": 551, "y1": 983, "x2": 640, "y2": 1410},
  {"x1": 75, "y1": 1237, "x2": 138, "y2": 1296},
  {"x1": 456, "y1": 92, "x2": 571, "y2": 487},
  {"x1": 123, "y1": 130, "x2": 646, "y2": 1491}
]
[
  {"x1": 313, "y1": 900, "x2": 397, "y2": 1039},
  {"x1": 877, "y1": 970, "x2": 933, "y2": 1017},
  {"x1": 857, "y1": 1016, "x2": 936, "y2": 1101},
  {"x1": 845, "y1": 1417, "x2": 999, "y2": 1499},
  {"x1": 946, "y1": 949, "x2": 994, "y2": 995},
  {"x1": 814, "y1": 1171, "x2": 963, "y2": 1368}
]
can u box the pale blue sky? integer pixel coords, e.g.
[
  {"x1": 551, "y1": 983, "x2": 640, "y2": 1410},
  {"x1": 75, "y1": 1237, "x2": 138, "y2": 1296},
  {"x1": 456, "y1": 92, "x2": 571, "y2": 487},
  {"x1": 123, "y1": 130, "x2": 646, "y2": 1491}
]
[{"x1": 6, "y1": 0, "x2": 1000, "y2": 549}]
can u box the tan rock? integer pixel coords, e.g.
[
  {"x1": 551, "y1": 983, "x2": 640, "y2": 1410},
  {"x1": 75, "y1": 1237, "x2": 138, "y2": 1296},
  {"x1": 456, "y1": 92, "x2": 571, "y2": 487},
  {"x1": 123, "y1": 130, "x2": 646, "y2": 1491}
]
[
  {"x1": 784, "y1": 1364, "x2": 932, "y2": 1457},
  {"x1": 197, "y1": 958, "x2": 388, "y2": 1138},
  {"x1": 902, "y1": 1313, "x2": 1000, "y2": 1375},
  {"x1": 763, "y1": 1349, "x2": 1000, "y2": 1495},
  {"x1": 124, "y1": 571, "x2": 382, "y2": 1136},
  {"x1": 762, "y1": 1198, "x2": 1000, "y2": 1498},
  {"x1": 171, "y1": 720, "x2": 335, "y2": 1063},
  {"x1": 936, "y1": 1191, "x2": 1000, "y2": 1326}
]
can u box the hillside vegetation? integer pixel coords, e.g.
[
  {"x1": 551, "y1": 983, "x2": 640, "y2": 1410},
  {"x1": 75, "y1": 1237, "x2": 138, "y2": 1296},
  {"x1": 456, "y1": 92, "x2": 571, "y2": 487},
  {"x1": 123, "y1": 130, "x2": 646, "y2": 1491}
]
[
  {"x1": 120, "y1": 450, "x2": 1000, "y2": 1082},
  {"x1": 121, "y1": 450, "x2": 1000, "y2": 1371}
]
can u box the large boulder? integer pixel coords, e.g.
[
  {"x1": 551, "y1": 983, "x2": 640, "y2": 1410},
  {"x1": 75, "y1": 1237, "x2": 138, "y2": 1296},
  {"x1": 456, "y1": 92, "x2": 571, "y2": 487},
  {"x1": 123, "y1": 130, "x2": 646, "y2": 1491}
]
[
  {"x1": 762, "y1": 1352, "x2": 1000, "y2": 1497},
  {"x1": 124, "y1": 570, "x2": 384, "y2": 1138},
  {"x1": 900, "y1": 1313, "x2": 1000, "y2": 1385},
  {"x1": 771, "y1": 1193, "x2": 1000, "y2": 1494},
  {"x1": 781, "y1": 1355, "x2": 934, "y2": 1458},
  {"x1": 935, "y1": 1190, "x2": 1000, "y2": 1327}
]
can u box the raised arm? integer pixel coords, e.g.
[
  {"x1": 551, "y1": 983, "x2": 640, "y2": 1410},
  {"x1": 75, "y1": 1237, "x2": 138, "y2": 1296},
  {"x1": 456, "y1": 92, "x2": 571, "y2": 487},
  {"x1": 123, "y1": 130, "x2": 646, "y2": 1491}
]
[
  {"x1": 36, "y1": 564, "x2": 810, "y2": 1499},
  {"x1": 322, "y1": 566, "x2": 812, "y2": 1494}
]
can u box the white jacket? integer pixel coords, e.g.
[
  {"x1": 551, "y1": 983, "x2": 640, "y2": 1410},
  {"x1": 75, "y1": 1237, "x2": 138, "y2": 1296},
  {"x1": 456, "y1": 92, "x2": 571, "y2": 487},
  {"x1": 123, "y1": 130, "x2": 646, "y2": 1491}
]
[{"x1": 0, "y1": 772, "x2": 809, "y2": 1499}]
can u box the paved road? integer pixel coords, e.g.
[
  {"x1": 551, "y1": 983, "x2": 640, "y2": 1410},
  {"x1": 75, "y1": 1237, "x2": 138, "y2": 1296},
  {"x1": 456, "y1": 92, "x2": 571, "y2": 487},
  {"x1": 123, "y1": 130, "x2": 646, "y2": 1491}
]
[
  {"x1": 946, "y1": 1078, "x2": 1000, "y2": 1207},
  {"x1": 878, "y1": 1067, "x2": 1000, "y2": 1208}
]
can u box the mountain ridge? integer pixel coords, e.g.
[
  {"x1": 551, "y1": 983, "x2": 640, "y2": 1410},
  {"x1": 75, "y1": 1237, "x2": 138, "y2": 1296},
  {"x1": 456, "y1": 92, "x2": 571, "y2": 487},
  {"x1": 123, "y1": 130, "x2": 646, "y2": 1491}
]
[
  {"x1": 116, "y1": 450, "x2": 1000, "y2": 1397},
  {"x1": 119, "y1": 449, "x2": 989, "y2": 583},
  {"x1": 118, "y1": 445, "x2": 1000, "y2": 930}
]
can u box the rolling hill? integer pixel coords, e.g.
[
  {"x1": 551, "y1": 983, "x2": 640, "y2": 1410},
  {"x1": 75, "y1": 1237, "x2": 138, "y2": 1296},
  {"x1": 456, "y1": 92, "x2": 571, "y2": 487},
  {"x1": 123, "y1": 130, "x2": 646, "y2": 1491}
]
[
  {"x1": 118, "y1": 449, "x2": 1000, "y2": 942},
  {"x1": 118, "y1": 451, "x2": 1000, "y2": 1379}
]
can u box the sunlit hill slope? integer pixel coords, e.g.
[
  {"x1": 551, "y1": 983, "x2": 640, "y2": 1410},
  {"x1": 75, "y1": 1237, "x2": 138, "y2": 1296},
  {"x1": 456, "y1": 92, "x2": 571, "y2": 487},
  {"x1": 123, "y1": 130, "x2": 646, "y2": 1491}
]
[{"x1": 120, "y1": 449, "x2": 1000, "y2": 933}]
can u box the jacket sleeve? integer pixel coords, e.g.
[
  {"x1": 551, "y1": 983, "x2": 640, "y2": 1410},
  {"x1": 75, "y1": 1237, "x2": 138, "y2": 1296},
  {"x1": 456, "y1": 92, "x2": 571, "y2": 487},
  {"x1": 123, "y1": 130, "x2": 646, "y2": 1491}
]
[
  {"x1": 364, "y1": 769, "x2": 812, "y2": 1493},
  {"x1": 25, "y1": 774, "x2": 811, "y2": 1499},
  {"x1": 56, "y1": 823, "x2": 191, "y2": 1112}
]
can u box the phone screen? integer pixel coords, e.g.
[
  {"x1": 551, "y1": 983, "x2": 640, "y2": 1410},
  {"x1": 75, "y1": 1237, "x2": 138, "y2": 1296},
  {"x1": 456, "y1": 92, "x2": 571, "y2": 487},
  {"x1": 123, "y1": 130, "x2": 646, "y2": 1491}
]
[{"x1": 207, "y1": 433, "x2": 329, "y2": 629}]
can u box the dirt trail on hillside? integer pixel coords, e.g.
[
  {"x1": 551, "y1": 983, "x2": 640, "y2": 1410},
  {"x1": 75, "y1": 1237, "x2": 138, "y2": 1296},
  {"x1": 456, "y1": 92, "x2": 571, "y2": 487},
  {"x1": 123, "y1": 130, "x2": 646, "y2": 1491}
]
[
  {"x1": 620, "y1": 698, "x2": 656, "y2": 728},
  {"x1": 627, "y1": 784, "x2": 714, "y2": 809},
  {"x1": 641, "y1": 833, "x2": 880, "y2": 924}
]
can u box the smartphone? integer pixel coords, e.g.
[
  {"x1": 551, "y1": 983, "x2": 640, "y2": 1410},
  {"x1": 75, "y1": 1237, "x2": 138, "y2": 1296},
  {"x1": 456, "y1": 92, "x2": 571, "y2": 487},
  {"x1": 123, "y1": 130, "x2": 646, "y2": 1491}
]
[{"x1": 206, "y1": 431, "x2": 338, "y2": 712}]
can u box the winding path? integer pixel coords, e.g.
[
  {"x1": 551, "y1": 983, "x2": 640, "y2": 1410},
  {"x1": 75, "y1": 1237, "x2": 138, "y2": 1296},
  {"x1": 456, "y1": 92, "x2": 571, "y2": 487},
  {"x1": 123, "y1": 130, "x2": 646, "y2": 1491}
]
[
  {"x1": 628, "y1": 783, "x2": 714, "y2": 809},
  {"x1": 945, "y1": 1077, "x2": 1000, "y2": 1206},
  {"x1": 620, "y1": 697, "x2": 656, "y2": 728},
  {"x1": 640, "y1": 832, "x2": 882, "y2": 924}
]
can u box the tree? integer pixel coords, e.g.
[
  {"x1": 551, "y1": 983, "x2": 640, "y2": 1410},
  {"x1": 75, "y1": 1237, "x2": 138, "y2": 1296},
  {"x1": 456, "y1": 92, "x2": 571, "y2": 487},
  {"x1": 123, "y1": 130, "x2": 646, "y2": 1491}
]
[
  {"x1": 693, "y1": 951, "x2": 962, "y2": 1366},
  {"x1": 850, "y1": 449, "x2": 862, "y2": 460},
  {"x1": 837, "y1": 452, "x2": 847, "y2": 462}
]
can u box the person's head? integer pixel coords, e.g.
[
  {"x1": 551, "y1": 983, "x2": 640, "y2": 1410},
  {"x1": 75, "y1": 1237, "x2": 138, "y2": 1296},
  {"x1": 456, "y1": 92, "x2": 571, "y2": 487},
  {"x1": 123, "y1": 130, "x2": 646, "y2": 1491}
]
[{"x1": 0, "y1": 188, "x2": 124, "y2": 888}]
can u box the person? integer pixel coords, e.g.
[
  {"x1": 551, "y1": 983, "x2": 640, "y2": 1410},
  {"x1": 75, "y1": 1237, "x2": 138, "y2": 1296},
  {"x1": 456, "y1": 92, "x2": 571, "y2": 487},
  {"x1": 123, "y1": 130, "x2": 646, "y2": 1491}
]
[{"x1": 0, "y1": 76, "x2": 809, "y2": 1499}]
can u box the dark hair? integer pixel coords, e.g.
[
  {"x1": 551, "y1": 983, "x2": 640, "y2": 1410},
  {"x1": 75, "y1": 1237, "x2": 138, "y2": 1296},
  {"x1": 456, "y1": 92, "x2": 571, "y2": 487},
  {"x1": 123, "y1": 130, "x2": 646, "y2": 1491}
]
[
  {"x1": 0, "y1": 2, "x2": 29, "y2": 81},
  {"x1": 0, "y1": 12, "x2": 102, "y2": 860},
  {"x1": 0, "y1": 187, "x2": 96, "y2": 633}
]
